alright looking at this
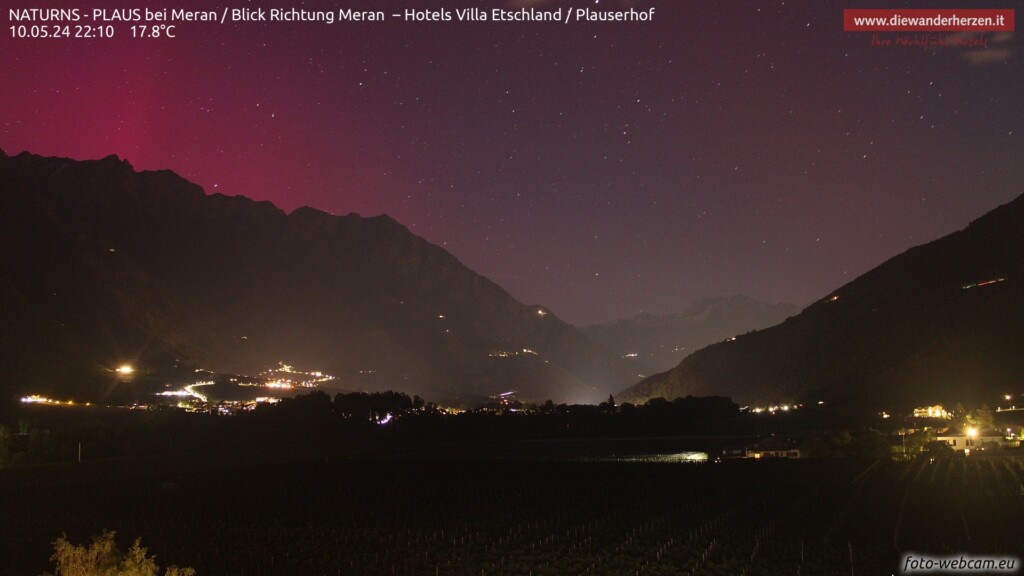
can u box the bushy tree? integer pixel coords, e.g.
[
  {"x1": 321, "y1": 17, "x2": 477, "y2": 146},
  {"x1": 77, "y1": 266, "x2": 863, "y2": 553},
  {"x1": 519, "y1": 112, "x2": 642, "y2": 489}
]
[
  {"x1": 904, "y1": 428, "x2": 936, "y2": 453},
  {"x1": 967, "y1": 405, "x2": 994, "y2": 431},
  {"x1": 43, "y1": 531, "x2": 194, "y2": 576}
]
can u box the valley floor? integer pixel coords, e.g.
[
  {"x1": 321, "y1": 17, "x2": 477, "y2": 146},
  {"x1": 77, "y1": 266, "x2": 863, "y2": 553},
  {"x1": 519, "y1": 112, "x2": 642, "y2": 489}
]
[{"x1": 2, "y1": 449, "x2": 1022, "y2": 575}]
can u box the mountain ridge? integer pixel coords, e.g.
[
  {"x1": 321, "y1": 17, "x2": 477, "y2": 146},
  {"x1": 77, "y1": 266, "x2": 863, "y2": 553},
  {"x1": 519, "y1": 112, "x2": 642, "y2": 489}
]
[
  {"x1": 582, "y1": 295, "x2": 802, "y2": 375},
  {"x1": 618, "y1": 192, "x2": 1024, "y2": 408},
  {"x1": 0, "y1": 150, "x2": 633, "y2": 406}
]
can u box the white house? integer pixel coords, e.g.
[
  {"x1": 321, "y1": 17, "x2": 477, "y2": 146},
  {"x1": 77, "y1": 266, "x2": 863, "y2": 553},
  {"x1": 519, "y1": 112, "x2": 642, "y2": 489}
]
[{"x1": 936, "y1": 428, "x2": 1005, "y2": 453}]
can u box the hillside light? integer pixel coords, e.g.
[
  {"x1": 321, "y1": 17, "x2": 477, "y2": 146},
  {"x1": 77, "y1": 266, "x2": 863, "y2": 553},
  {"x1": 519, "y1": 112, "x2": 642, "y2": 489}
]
[
  {"x1": 116, "y1": 365, "x2": 134, "y2": 375},
  {"x1": 966, "y1": 427, "x2": 977, "y2": 438}
]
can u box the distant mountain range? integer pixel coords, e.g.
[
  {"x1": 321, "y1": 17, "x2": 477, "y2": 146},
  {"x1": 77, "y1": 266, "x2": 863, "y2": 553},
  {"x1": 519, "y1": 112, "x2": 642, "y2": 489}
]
[
  {"x1": 619, "y1": 193, "x2": 1024, "y2": 409},
  {"x1": 582, "y1": 296, "x2": 802, "y2": 376},
  {"x1": 0, "y1": 150, "x2": 634, "y2": 406}
]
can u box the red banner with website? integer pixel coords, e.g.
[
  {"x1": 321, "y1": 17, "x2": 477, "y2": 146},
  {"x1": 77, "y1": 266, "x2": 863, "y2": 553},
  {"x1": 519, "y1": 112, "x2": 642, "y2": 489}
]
[{"x1": 844, "y1": 8, "x2": 1014, "y2": 32}]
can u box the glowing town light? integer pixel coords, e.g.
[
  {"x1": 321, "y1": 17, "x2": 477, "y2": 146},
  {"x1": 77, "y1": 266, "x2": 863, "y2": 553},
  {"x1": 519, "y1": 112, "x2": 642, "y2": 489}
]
[
  {"x1": 20, "y1": 395, "x2": 81, "y2": 406},
  {"x1": 184, "y1": 382, "x2": 212, "y2": 403},
  {"x1": 966, "y1": 427, "x2": 978, "y2": 438},
  {"x1": 537, "y1": 308, "x2": 548, "y2": 317},
  {"x1": 116, "y1": 365, "x2": 134, "y2": 375},
  {"x1": 913, "y1": 405, "x2": 950, "y2": 419},
  {"x1": 21, "y1": 395, "x2": 50, "y2": 404}
]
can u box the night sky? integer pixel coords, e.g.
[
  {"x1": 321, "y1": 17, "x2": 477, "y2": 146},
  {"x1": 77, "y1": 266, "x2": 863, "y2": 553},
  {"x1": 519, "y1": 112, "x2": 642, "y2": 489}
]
[{"x1": 2, "y1": 0, "x2": 1021, "y2": 324}]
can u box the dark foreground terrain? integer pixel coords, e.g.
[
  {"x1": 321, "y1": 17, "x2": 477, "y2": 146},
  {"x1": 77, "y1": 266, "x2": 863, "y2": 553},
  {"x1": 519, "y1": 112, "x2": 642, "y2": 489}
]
[{"x1": 3, "y1": 450, "x2": 1023, "y2": 576}]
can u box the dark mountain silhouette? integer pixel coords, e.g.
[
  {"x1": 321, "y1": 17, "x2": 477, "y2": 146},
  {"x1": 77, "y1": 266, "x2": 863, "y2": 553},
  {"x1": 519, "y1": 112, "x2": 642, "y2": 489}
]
[
  {"x1": 582, "y1": 295, "x2": 801, "y2": 376},
  {"x1": 0, "y1": 150, "x2": 632, "y2": 406},
  {"x1": 619, "y1": 194, "x2": 1024, "y2": 409}
]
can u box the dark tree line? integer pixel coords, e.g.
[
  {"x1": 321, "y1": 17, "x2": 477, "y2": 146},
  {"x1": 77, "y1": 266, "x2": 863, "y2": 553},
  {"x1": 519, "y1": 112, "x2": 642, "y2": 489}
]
[{"x1": 1, "y1": 392, "x2": 746, "y2": 468}]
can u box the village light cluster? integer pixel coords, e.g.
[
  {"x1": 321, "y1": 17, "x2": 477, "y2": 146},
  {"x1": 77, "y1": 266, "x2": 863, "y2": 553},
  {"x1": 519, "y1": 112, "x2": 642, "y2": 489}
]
[
  {"x1": 157, "y1": 381, "x2": 213, "y2": 403},
  {"x1": 174, "y1": 394, "x2": 281, "y2": 414},
  {"x1": 20, "y1": 395, "x2": 89, "y2": 406},
  {"x1": 746, "y1": 404, "x2": 801, "y2": 414},
  {"x1": 155, "y1": 362, "x2": 332, "y2": 414},
  {"x1": 489, "y1": 348, "x2": 539, "y2": 358},
  {"x1": 913, "y1": 405, "x2": 950, "y2": 419},
  {"x1": 255, "y1": 363, "x2": 334, "y2": 388},
  {"x1": 18, "y1": 362, "x2": 339, "y2": 415}
]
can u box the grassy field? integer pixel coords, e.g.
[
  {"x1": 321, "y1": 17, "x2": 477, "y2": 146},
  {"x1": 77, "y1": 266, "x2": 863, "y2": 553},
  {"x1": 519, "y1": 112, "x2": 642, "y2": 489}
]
[{"x1": 2, "y1": 450, "x2": 1022, "y2": 575}]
